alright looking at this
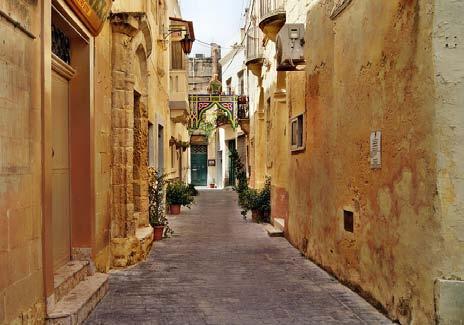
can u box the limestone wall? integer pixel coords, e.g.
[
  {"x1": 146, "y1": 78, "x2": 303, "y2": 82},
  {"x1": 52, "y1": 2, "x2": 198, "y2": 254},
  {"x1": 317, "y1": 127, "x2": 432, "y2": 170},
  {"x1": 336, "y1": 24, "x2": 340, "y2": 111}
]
[
  {"x1": 433, "y1": 1, "x2": 464, "y2": 322},
  {"x1": 0, "y1": 0, "x2": 46, "y2": 323},
  {"x1": 285, "y1": 0, "x2": 464, "y2": 323},
  {"x1": 94, "y1": 21, "x2": 113, "y2": 272}
]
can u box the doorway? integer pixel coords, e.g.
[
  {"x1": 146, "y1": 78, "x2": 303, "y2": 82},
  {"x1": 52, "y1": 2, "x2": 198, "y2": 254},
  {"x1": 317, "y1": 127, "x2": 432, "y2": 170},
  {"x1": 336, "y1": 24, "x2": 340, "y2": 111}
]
[
  {"x1": 227, "y1": 140, "x2": 237, "y2": 186},
  {"x1": 51, "y1": 69, "x2": 72, "y2": 270},
  {"x1": 158, "y1": 125, "x2": 164, "y2": 171},
  {"x1": 191, "y1": 145, "x2": 207, "y2": 186}
]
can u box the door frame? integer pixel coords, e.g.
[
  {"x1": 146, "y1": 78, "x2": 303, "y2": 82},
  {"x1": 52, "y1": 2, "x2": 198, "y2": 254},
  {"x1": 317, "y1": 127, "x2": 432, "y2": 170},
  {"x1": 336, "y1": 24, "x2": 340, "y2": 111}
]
[
  {"x1": 42, "y1": 0, "x2": 95, "y2": 303},
  {"x1": 51, "y1": 56, "x2": 75, "y2": 270}
]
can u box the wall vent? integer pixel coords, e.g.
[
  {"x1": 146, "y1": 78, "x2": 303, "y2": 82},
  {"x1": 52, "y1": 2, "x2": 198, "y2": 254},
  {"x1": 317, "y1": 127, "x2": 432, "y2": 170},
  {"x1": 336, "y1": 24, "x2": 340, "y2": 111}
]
[{"x1": 343, "y1": 210, "x2": 354, "y2": 233}]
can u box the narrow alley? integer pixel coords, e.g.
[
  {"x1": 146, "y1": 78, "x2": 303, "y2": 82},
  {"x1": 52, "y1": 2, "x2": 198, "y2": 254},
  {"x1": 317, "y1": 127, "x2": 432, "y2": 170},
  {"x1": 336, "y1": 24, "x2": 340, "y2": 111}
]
[
  {"x1": 86, "y1": 190, "x2": 391, "y2": 325},
  {"x1": 2, "y1": 0, "x2": 464, "y2": 324}
]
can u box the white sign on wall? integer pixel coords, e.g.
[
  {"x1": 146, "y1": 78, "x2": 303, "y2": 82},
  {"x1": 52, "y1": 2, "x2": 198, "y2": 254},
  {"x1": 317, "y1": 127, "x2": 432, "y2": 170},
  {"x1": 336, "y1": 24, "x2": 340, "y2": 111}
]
[{"x1": 370, "y1": 131, "x2": 382, "y2": 169}]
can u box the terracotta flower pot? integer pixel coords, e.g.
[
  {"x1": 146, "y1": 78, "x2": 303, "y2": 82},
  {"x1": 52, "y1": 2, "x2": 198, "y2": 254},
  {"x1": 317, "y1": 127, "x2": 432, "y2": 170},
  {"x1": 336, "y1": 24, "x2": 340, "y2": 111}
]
[
  {"x1": 209, "y1": 184, "x2": 215, "y2": 188},
  {"x1": 153, "y1": 226, "x2": 164, "y2": 241},
  {"x1": 169, "y1": 204, "x2": 181, "y2": 215}
]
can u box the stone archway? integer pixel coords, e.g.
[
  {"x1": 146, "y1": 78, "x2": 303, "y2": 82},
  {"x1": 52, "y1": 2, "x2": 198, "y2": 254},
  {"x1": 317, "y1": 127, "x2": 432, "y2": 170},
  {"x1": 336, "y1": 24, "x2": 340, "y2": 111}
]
[
  {"x1": 133, "y1": 45, "x2": 149, "y2": 229},
  {"x1": 110, "y1": 13, "x2": 153, "y2": 267}
]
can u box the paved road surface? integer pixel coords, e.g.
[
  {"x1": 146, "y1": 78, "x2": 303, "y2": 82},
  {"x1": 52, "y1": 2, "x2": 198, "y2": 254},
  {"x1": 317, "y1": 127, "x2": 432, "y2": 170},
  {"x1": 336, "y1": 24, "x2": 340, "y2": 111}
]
[{"x1": 86, "y1": 190, "x2": 392, "y2": 325}]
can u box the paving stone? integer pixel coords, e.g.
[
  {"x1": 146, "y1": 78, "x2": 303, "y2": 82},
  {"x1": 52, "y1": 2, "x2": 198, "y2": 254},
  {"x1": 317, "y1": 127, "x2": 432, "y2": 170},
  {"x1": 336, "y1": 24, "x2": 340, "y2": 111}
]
[{"x1": 85, "y1": 190, "x2": 393, "y2": 325}]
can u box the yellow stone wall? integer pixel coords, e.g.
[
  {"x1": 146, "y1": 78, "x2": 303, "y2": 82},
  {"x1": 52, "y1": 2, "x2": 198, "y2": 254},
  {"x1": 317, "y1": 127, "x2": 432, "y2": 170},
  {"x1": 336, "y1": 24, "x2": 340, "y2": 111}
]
[
  {"x1": 245, "y1": 0, "x2": 464, "y2": 322},
  {"x1": 0, "y1": 0, "x2": 192, "y2": 320},
  {"x1": 94, "y1": 20, "x2": 113, "y2": 272},
  {"x1": 0, "y1": 0, "x2": 46, "y2": 323},
  {"x1": 284, "y1": 0, "x2": 464, "y2": 323}
]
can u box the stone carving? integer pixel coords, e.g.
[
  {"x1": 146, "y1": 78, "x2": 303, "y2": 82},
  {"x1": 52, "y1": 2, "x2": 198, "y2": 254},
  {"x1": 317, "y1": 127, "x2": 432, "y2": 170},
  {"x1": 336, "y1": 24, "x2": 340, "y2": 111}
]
[{"x1": 64, "y1": 0, "x2": 112, "y2": 36}]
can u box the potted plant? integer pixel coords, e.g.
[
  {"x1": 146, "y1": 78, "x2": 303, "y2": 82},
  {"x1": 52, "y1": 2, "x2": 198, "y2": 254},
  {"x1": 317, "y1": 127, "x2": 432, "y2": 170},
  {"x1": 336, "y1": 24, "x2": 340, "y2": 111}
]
[
  {"x1": 148, "y1": 167, "x2": 173, "y2": 240},
  {"x1": 209, "y1": 178, "x2": 216, "y2": 189},
  {"x1": 245, "y1": 188, "x2": 261, "y2": 222},
  {"x1": 167, "y1": 180, "x2": 195, "y2": 215},
  {"x1": 257, "y1": 177, "x2": 271, "y2": 223},
  {"x1": 179, "y1": 141, "x2": 190, "y2": 152}
]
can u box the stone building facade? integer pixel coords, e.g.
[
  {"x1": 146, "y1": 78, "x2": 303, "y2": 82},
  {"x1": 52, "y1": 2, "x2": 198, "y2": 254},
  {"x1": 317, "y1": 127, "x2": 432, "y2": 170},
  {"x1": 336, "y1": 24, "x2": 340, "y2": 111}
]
[
  {"x1": 0, "y1": 0, "x2": 193, "y2": 323},
  {"x1": 188, "y1": 44, "x2": 222, "y2": 94},
  {"x1": 241, "y1": 0, "x2": 464, "y2": 324}
]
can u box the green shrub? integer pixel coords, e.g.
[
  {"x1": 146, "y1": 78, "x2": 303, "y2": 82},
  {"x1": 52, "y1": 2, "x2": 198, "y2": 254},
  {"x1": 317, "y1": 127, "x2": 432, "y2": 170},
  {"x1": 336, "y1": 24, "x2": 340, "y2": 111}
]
[
  {"x1": 167, "y1": 180, "x2": 195, "y2": 208},
  {"x1": 229, "y1": 149, "x2": 271, "y2": 221}
]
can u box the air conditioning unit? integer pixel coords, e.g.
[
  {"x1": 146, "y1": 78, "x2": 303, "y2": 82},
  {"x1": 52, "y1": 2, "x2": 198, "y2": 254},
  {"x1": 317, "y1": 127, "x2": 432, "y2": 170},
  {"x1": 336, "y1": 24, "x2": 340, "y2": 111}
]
[{"x1": 276, "y1": 24, "x2": 306, "y2": 71}]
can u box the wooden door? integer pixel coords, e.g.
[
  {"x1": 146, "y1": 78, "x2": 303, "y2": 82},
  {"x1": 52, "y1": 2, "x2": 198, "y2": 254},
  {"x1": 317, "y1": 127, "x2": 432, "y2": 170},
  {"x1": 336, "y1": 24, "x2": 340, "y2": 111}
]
[
  {"x1": 52, "y1": 71, "x2": 71, "y2": 270},
  {"x1": 191, "y1": 145, "x2": 207, "y2": 186}
]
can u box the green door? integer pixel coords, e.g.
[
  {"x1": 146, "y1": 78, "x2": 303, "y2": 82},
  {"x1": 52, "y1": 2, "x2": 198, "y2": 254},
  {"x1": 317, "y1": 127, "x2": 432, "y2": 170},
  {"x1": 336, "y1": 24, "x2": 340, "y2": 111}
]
[
  {"x1": 191, "y1": 145, "x2": 207, "y2": 186},
  {"x1": 228, "y1": 140, "x2": 236, "y2": 186}
]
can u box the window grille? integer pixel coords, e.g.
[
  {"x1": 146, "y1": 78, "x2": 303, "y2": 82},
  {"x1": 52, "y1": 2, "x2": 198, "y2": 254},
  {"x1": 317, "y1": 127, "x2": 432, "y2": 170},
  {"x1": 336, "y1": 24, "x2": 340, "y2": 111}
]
[{"x1": 52, "y1": 24, "x2": 71, "y2": 64}]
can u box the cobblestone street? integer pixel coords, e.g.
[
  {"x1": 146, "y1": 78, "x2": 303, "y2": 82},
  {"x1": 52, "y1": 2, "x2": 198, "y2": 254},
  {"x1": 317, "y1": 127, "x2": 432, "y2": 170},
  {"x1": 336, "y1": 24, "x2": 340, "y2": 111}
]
[{"x1": 86, "y1": 190, "x2": 392, "y2": 325}]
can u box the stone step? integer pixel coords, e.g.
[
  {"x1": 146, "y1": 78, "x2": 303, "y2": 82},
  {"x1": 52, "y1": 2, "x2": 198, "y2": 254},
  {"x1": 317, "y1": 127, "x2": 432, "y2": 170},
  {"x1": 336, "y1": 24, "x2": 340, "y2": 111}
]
[
  {"x1": 46, "y1": 273, "x2": 109, "y2": 325},
  {"x1": 54, "y1": 261, "x2": 90, "y2": 303},
  {"x1": 273, "y1": 218, "x2": 285, "y2": 232},
  {"x1": 264, "y1": 223, "x2": 284, "y2": 237}
]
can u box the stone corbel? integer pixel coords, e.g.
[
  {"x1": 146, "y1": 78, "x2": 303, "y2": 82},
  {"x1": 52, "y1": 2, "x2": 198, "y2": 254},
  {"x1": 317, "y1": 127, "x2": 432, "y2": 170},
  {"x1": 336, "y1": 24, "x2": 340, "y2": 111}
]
[{"x1": 110, "y1": 13, "x2": 141, "y2": 36}]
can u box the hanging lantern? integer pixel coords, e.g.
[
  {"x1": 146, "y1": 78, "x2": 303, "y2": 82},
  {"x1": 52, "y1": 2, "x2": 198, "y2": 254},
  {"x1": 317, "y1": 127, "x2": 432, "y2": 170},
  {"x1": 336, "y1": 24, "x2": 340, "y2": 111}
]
[{"x1": 180, "y1": 33, "x2": 194, "y2": 55}]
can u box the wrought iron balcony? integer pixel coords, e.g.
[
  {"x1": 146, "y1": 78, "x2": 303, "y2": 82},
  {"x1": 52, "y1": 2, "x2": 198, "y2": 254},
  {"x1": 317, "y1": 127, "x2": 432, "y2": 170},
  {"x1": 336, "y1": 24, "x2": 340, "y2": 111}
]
[
  {"x1": 238, "y1": 97, "x2": 249, "y2": 120},
  {"x1": 237, "y1": 96, "x2": 250, "y2": 135},
  {"x1": 259, "y1": 0, "x2": 286, "y2": 41}
]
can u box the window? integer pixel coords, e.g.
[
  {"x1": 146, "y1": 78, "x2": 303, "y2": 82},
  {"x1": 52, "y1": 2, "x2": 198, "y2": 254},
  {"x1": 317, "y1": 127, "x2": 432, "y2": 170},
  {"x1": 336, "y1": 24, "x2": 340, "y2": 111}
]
[
  {"x1": 290, "y1": 114, "x2": 305, "y2": 152},
  {"x1": 171, "y1": 145, "x2": 175, "y2": 169},
  {"x1": 171, "y1": 41, "x2": 184, "y2": 70},
  {"x1": 226, "y1": 78, "x2": 232, "y2": 95},
  {"x1": 148, "y1": 122, "x2": 155, "y2": 166},
  {"x1": 158, "y1": 125, "x2": 164, "y2": 171}
]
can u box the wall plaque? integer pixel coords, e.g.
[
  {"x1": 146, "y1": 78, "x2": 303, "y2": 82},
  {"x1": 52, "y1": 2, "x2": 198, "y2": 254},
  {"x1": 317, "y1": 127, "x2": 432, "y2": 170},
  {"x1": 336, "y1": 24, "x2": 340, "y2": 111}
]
[
  {"x1": 208, "y1": 159, "x2": 216, "y2": 167},
  {"x1": 64, "y1": 0, "x2": 112, "y2": 36},
  {"x1": 370, "y1": 131, "x2": 382, "y2": 169}
]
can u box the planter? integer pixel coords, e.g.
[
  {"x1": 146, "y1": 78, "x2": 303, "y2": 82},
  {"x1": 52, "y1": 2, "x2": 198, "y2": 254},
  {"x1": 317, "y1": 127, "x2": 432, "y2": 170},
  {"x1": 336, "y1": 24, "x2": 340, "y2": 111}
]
[
  {"x1": 209, "y1": 184, "x2": 216, "y2": 189},
  {"x1": 153, "y1": 226, "x2": 164, "y2": 241},
  {"x1": 169, "y1": 204, "x2": 181, "y2": 215}
]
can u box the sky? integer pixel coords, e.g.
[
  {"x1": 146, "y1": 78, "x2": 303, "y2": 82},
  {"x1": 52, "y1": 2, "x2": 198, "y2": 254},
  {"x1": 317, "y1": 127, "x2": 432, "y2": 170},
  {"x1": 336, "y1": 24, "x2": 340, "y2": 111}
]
[{"x1": 179, "y1": 0, "x2": 246, "y2": 56}]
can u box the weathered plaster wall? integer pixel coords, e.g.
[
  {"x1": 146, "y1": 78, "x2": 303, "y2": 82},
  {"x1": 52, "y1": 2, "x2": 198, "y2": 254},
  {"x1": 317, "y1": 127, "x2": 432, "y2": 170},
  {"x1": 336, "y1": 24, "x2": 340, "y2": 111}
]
[
  {"x1": 0, "y1": 0, "x2": 46, "y2": 323},
  {"x1": 286, "y1": 0, "x2": 463, "y2": 323}
]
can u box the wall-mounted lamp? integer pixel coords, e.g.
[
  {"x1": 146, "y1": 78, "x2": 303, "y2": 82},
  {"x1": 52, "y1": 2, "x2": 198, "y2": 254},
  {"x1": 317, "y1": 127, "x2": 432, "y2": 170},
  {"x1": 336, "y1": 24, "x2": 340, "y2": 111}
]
[{"x1": 163, "y1": 29, "x2": 194, "y2": 55}]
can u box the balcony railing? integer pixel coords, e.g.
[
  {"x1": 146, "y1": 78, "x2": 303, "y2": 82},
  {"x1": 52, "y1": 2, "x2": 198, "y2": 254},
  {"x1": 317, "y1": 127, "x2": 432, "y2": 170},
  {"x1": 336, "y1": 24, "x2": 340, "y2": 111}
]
[
  {"x1": 245, "y1": 27, "x2": 264, "y2": 76},
  {"x1": 238, "y1": 96, "x2": 249, "y2": 120},
  {"x1": 260, "y1": 0, "x2": 285, "y2": 20},
  {"x1": 237, "y1": 96, "x2": 250, "y2": 134},
  {"x1": 246, "y1": 27, "x2": 263, "y2": 62}
]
